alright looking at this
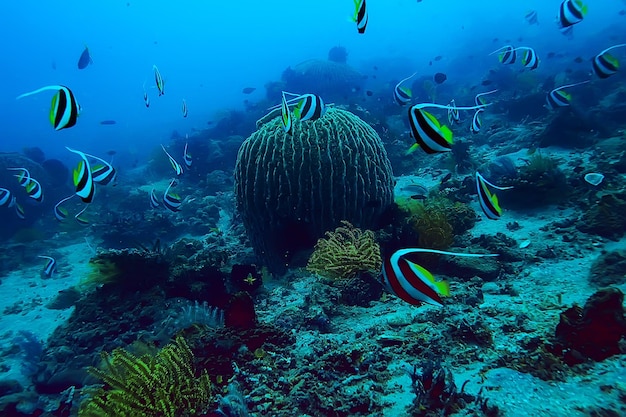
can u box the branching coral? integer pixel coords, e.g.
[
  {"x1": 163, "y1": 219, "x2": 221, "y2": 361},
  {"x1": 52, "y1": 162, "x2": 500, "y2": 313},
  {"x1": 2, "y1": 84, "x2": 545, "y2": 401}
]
[
  {"x1": 306, "y1": 220, "x2": 382, "y2": 280},
  {"x1": 78, "y1": 336, "x2": 212, "y2": 417}
]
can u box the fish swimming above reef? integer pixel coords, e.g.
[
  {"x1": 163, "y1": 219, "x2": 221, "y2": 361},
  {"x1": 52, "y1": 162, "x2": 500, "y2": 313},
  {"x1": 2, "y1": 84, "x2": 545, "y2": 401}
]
[
  {"x1": 77, "y1": 45, "x2": 93, "y2": 69},
  {"x1": 545, "y1": 80, "x2": 589, "y2": 110},
  {"x1": 352, "y1": 0, "x2": 368, "y2": 34},
  {"x1": 38, "y1": 255, "x2": 57, "y2": 278},
  {"x1": 381, "y1": 248, "x2": 498, "y2": 307},
  {"x1": 476, "y1": 171, "x2": 513, "y2": 220},
  {"x1": 16, "y1": 85, "x2": 81, "y2": 130},
  {"x1": 393, "y1": 72, "x2": 417, "y2": 106},
  {"x1": 592, "y1": 44, "x2": 626, "y2": 79},
  {"x1": 242, "y1": 87, "x2": 256, "y2": 94},
  {"x1": 66, "y1": 147, "x2": 95, "y2": 203},
  {"x1": 407, "y1": 102, "x2": 488, "y2": 154},
  {"x1": 557, "y1": 0, "x2": 587, "y2": 29}
]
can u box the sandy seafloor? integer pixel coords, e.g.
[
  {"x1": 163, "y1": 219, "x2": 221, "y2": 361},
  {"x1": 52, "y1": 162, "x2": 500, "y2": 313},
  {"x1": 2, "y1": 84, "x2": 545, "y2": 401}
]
[{"x1": 1, "y1": 145, "x2": 625, "y2": 416}]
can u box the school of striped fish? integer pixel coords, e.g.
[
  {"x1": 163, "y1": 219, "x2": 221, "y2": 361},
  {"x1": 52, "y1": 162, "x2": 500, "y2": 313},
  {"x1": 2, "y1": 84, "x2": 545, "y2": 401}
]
[{"x1": 3, "y1": 0, "x2": 624, "y2": 305}]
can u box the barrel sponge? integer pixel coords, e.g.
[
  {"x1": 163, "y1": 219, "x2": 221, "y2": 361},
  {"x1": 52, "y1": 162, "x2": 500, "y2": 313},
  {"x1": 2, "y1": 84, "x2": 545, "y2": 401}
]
[{"x1": 234, "y1": 108, "x2": 394, "y2": 270}]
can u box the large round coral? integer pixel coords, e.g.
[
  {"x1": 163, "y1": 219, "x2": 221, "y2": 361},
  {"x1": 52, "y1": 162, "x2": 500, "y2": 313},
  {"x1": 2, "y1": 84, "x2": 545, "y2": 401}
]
[{"x1": 234, "y1": 108, "x2": 394, "y2": 271}]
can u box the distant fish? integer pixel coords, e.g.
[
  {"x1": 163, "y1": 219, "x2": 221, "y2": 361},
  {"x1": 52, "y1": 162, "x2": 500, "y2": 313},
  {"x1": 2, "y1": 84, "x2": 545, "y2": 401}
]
[
  {"x1": 470, "y1": 109, "x2": 484, "y2": 134},
  {"x1": 66, "y1": 147, "x2": 95, "y2": 203},
  {"x1": 366, "y1": 90, "x2": 373, "y2": 96},
  {"x1": 474, "y1": 89, "x2": 498, "y2": 106},
  {"x1": 150, "y1": 188, "x2": 160, "y2": 208},
  {"x1": 592, "y1": 44, "x2": 626, "y2": 79},
  {"x1": 100, "y1": 120, "x2": 117, "y2": 125},
  {"x1": 410, "y1": 194, "x2": 427, "y2": 200},
  {"x1": 24, "y1": 178, "x2": 44, "y2": 203},
  {"x1": 476, "y1": 171, "x2": 513, "y2": 220},
  {"x1": 381, "y1": 248, "x2": 498, "y2": 307},
  {"x1": 433, "y1": 72, "x2": 447, "y2": 84},
  {"x1": 490, "y1": 45, "x2": 516, "y2": 65},
  {"x1": 447, "y1": 99, "x2": 460, "y2": 125},
  {"x1": 545, "y1": 80, "x2": 590, "y2": 110},
  {"x1": 242, "y1": 87, "x2": 256, "y2": 94},
  {"x1": 433, "y1": 55, "x2": 443, "y2": 61},
  {"x1": 183, "y1": 142, "x2": 192, "y2": 168},
  {"x1": 280, "y1": 91, "x2": 293, "y2": 136},
  {"x1": 547, "y1": 52, "x2": 556, "y2": 59},
  {"x1": 77, "y1": 46, "x2": 93, "y2": 69},
  {"x1": 38, "y1": 255, "x2": 57, "y2": 278},
  {"x1": 393, "y1": 72, "x2": 417, "y2": 106},
  {"x1": 142, "y1": 82, "x2": 150, "y2": 107},
  {"x1": 440, "y1": 172, "x2": 452, "y2": 184},
  {"x1": 557, "y1": 0, "x2": 587, "y2": 29},
  {"x1": 7, "y1": 167, "x2": 31, "y2": 187},
  {"x1": 573, "y1": 56, "x2": 584, "y2": 63},
  {"x1": 525, "y1": 10, "x2": 539, "y2": 25},
  {"x1": 481, "y1": 80, "x2": 492, "y2": 86},
  {"x1": 54, "y1": 195, "x2": 75, "y2": 222},
  {"x1": 182, "y1": 99, "x2": 188, "y2": 118},
  {"x1": 0, "y1": 188, "x2": 16, "y2": 208},
  {"x1": 153, "y1": 65, "x2": 164, "y2": 96},
  {"x1": 16, "y1": 85, "x2": 80, "y2": 130},
  {"x1": 352, "y1": 0, "x2": 368, "y2": 34},
  {"x1": 161, "y1": 144, "x2": 184, "y2": 176},
  {"x1": 163, "y1": 179, "x2": 182, "y2": 212}
]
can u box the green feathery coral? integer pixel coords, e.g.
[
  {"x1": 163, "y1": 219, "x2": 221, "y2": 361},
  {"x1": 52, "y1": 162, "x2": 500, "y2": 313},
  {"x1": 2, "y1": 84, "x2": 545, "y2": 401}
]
[
  {"x1": 78, "y1": 336, "x2": 212, "y2": 417},
  {"x1": 306, "y1": 220, "x2": 382, "y2": 280}
]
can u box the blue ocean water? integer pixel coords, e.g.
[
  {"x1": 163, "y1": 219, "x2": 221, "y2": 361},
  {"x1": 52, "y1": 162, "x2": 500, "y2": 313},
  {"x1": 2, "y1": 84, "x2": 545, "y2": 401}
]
[{"x1": 1, "y1": 1, "x2": 626, "y2": 416}]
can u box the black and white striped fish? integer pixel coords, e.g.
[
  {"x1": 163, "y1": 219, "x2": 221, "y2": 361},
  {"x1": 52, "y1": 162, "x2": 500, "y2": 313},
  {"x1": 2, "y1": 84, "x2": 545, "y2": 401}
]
[
  {"x1": 0, "y1": 188, "x2": 15, "y2": 208},
  {"x1": 557, "y1": 0, "x2": 587, "y2": 29},
  {"x1": 545, "y1": 80, "x2": 589, "y2": 110},
  {"x1": 162, "y1": 179, "x2": 182, "y2": 212},
  {"x1": 7, "y1": 167, "x2": 31, "y2": 187},
  {"x1": 153, "y1": 65, "x2": 165, "y2": 96},
  {"x1": 592, "y1": 44, "x2": 626, "y2": 79},
  {"x1": 17, "y1": 85, "x2": 80, "y2": 130},
  {"x1": 161, "y1": 145, "x2": 184, "y2": 176},
  {"x1": 38, "y1": 255, "x2": 57, "y2": 278},
  {"x1": 393, "y1": 72, "x2": 416, "y2": 106},
  {"x1": 54, "y1": 195, "x2": 75, "y2": 222},
  {"x1": 352, "y1": 0, "x2": 368, "y2": 34},
  {"x1": 67, "y1": 147, "x2": 95, "y2": 203},
  {"x1": 476, "y1": 172, "x2": 513, "y2": 220},
  {"x1": 24, "y1": 178, "x2": 43, "y2": 203},
  {"x1": 382, "y1": 248, "x2": 498, "y2": 307},
  {"x1": 520, "y1": 47, "x2": 540, "y2": 70},
  {"x1": 470, "y1": 109, "x2": 484, "y2": 134},
  {"x1": 281, "y1": 91, "x2": 293, "y2": 136},
  {"x1": 182, "y1": 99, "x2": 188, "y2": 118},
  {"x1": 491, "y1": 45, "x2": 516, "y2": 65},
  {"x1": 85, "y1": 153, "x2": 117, "y2": 185},
  {"x1": 183, "y1": 142, "x2": 192, "y2": 168},
  {"x1": 150, "y1": 188, "x2": 160, "y2": 208},
  {"x1": 407, "y1": 102, "x2": 488, "y2": 154}
]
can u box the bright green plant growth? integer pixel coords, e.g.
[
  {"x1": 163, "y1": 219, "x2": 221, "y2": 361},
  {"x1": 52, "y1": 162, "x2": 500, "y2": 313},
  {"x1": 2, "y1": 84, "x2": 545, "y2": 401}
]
[{"x1": 78, "y1": 336, "x2": 212, "y2": 417}]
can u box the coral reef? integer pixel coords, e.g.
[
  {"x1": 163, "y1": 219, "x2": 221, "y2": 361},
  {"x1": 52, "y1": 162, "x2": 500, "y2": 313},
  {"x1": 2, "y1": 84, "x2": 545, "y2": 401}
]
[
  {"x1": 234, "y1": 108, "x2": 394, "y2": 271},
  {"x1": 554, "y1": 287, "x2": 626, "y2": 365},
  {"x1": 589, "y1": 250, "x2": 626, "y2": 287},
  {"x1": 577, "y1": 192, "x2": 626, "y2": 240},
  {"x1": 78, "y1": 336, "x2": 212, "y2": 417},
  {"x1": 500, "y1": 153, "x2": 568, "y2": 208},
  {"x1": 306, "y1": 221, "x2": 382, "y2": 280}
]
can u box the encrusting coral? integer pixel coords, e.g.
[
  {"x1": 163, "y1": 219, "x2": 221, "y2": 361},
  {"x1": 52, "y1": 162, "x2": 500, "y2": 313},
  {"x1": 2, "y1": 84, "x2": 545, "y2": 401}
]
[
  {"x1": 306, "y1": 220, "x2": 382, "y2": 280},
  {"x1": 78, "y1": 336, "x2": 212, "y2": 417}
]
